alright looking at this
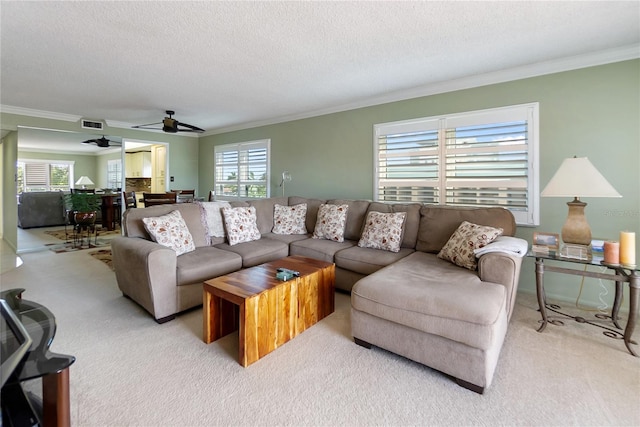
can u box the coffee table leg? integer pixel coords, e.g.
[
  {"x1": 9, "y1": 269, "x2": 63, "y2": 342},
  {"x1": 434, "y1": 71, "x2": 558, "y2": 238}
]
[
  {"x1": 203, "y1": 289, "x2": 220, "y2": 344},
  {"x1": 240, "y1": 296, "x2": 259, "y2": 367}
]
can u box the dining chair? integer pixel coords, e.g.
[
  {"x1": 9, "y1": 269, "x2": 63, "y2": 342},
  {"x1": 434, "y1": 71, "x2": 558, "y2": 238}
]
[
  {"x1": 142, "y1": 192, "x2": 177, "y2": 207},
  {"x1": 123, "y1": 191, "x2": 137, "y2": 209}
]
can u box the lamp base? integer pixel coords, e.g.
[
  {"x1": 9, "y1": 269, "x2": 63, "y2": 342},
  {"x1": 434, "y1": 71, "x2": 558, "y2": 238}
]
[{"x1": 561, "y1": 198, "x2": 592, "y2": 246}]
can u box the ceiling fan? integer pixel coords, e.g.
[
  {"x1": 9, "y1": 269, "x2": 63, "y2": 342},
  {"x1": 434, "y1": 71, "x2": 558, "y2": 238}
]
[
  {"x1": 81, "y1": 136, "x2": 121, "y2": 148},
  {"x1": 132, "y1": 110, "x2": 205, "y2": 133}
]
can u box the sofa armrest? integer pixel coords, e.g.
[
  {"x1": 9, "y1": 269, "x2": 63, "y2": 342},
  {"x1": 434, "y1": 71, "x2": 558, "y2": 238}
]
[
  {"x1": 111, "y1": 237, "x2": 178, "y2": 321},
  {"x1": 477, "y1": 252, "x2": 523, "y2": 321}
]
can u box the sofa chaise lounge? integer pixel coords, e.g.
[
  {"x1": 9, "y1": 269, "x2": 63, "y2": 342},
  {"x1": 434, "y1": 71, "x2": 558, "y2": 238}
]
[{"x1": 111, "y1": 196, "x2": 524, "y2": 393}]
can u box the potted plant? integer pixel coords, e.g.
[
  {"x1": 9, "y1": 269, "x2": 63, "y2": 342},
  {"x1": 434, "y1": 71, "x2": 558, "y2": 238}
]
[{"x1": 64, "y1": 192, "x2": 100, "y2": 225}]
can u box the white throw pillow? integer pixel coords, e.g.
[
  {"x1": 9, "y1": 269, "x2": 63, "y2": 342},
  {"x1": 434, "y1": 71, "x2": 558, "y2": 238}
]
[
  {"x1": 312, "y1": 204, "x2": 349, "y2": 242},
  {"x1": 142, "y1": 210, "x2": 196, "y2": 256},
  {"x1": 358, "y1": 211, "x2": 406, "y2": 253},
  {"x1": 272, "y1": 203, "x2": 307, "y2": 235},
  {"x1": 198, "y1": 201, "x2": 231, "y2": 238},
  {"x1": 221, "y1": 206, "x2": 261, "y2": 246},
  {"x1": 437, "y1": 221, "x2": 503, "y2": 270}
]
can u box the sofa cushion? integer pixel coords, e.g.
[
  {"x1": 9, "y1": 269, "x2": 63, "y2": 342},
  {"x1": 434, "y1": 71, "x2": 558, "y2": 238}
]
[
  {"x1": 438, "y1": 221, "x2": 503, "y2": 270},
  {"x1": 335, "y1": 246, "x2": 414, "y2": 276},
  {"x1": 327, "y1": 199, "x2": 370, "y2": 241},
  {"x1": 176, "y1": 246, "x2": 243, "y2": 286},
  {"x1": 289, "y1": 238, "x2": 356, "y2": 263},
  {"x1": 416, "y1": 206, "x2": 516, "y2": 254},
  {"x1": 289, "y1": 196, "x2": 326, "y2": 235},
  {"x1": 142, "y1": 210, "x2": 196, "y2": 256},
  {"x1": 272, "y1": 203, "x2": 307, "y2": 235},
  {"x1": 358, "y1": 211, "x2": 406, "y2": 253},
  {"x1": 313, "y1": 204, "x2": 349, "y2": 242},
  {"x1": 215, "y1": 238, "x2": 289, "y2": 268},
  {"x1": 197, "y1": 201, "x2": 231, "y2": 238},
  {"x1": 351, "y1": 251, "x2": 507, "y2": 350},
  {"x1": 262, "y1": 232, "x2": 309, "y2": 245},
  {"x1": 222, "y1": 206, "x2": 261, "y2": 246},
  {"x1": 122, "y1": 203, "x2": 210, "y2": 247}
]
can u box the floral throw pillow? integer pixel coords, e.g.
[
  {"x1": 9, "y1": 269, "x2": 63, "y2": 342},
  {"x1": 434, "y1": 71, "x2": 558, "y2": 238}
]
[
  {"x1": 221, "y1": 206, "x2": 261, "y2": 246},
  {"x1": 312, "y1": 204, "x2": 349, "y2": 242},
  {"x1": 358, "y1": 211, "x2": 407, "y2": 253},
  {"x1": 272, "y1": 203, "x2": 307, "y2": 235},
  {"x1": 142, "y1": 210, "x2": 196, "y2": 256},
  {"x1": 437, "y1": 221, "x2": 503, "y2": 270}
]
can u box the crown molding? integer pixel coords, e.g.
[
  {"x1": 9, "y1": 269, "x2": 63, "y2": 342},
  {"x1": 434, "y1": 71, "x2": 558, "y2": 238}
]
[
  {"x1": 0, "y1": 105, "x2": 81, "y2": 122},
  {"x1": 205, "y1": 44, "x2": 640, "y2": 135}
]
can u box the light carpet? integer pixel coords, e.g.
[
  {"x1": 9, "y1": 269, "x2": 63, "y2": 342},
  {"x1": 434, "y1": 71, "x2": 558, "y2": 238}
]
[{"x1": 2, "y1": 248, "x2": 638, "y2": 426}]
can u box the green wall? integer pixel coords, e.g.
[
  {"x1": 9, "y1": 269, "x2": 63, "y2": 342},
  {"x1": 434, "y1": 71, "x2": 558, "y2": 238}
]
[{"x1": 199, "y1": 59, "x2": 640, "y2": 308}]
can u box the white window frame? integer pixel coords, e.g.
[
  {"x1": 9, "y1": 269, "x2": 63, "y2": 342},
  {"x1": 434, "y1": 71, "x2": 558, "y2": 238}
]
[
  {"x1": 374, "y1": 103, "x2": 539, "y2": 226},
  {"x1": 17, "y1": 158, "x2": 75, "y2": 192},
  {"x1": 213, "y1": 139, "x2": 271, "y2": 201}
]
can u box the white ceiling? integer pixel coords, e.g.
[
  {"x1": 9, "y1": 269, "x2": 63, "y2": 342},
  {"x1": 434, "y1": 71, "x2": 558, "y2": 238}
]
[{"x1": 1, "y1": 1, "x2": 639, "y2": 139}]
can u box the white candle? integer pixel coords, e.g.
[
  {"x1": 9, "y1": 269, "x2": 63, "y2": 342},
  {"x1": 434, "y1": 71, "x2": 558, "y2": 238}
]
[{"x1": 620, "y1": 231, "x2": 636, "y2": 266}]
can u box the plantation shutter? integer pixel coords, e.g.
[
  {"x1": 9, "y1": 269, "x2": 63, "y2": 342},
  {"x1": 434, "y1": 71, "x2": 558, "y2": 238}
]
[
  {"x1": 214, "y1": 140, "x2": 270, "y2": 200},
  {"x1": 375, "y1": 118, "x2": 441, "y2": 203},
  {"x1": 374, "y1": 104, "x2": 539, "y2": 226}
]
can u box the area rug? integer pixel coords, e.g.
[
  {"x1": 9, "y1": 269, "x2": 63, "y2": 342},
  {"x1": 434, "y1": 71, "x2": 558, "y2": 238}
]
[
  {"x1": 46, "y1": 239, "x2": 110, "y2": 253},
  {"x1": 44, "y1": 225, "x2": 121, "y2": 241},
  {"x1": 89, "y1": 249, "x2": 114, "y2": 270}
]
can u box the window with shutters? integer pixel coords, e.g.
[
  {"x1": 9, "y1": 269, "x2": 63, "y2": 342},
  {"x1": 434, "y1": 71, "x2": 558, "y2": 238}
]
[
  {"x1": 107, "y1": 159, "x2": 122, "y2": 189},
  {"x1": 17, "y1": 159, "x2": 75, "y2": 193},
  {"x1": 213, "y1": 139, "x2": 270, "y2": 200},
  {"x1": 374, "y1": 103, "x2": 539, "y2": 226}
]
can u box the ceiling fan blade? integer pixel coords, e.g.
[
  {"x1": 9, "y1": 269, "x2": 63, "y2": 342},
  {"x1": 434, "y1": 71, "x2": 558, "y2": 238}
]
[
  {"x1": 132, "y1": 121, "x2": 162, "y2": 129},
  {"x1": 177, "y1": 122, "x2": 205, "y2": 133},
  {"x1": 81, "y1": 139, "x2": 98, "y2": 144}
]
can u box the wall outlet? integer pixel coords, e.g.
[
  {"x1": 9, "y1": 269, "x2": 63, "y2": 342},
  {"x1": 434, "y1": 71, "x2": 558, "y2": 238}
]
[{"x1": 170, "y1": 176, "x2": 174, "y2": 182}]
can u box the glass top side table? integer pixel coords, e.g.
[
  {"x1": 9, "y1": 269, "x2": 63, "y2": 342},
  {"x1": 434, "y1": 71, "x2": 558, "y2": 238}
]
[{"x1": 526, "y1": 250, "x2": 638, "y2": 356}]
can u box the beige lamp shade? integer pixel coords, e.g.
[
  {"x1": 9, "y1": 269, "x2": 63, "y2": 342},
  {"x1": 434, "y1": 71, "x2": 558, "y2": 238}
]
[
  {"x1": 75, "y1": 176, "x2": 95, "y2": 188},
  {"x1": 541, "y1": 157, "x2": 621, "y2": 198},
  {"x1": 541, "y1": 157, "x2": 621, "y2": 245}
]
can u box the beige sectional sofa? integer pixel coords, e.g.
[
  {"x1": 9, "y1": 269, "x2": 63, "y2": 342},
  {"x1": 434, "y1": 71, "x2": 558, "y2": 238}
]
[{"x1": 111, "y1": 196, "x2": 524, "y2": 393}]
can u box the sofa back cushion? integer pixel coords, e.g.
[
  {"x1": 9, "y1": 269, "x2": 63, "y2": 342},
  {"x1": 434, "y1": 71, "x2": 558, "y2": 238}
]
[
  {"x1": 326, "y1": 199, "x2": 371, "y2": 241},
  {"x1": 247, "y1": 197, "x2": 288, "y2": 234},
  {"x1": 289, "y1": 196, "x2": 326, "y2": 235},
  {"x1": 122, "y1": 203, "x2": 209, "y2": 248},
  {"x1": 416, "y1": 205, "x2": 516, "y2": 254}
]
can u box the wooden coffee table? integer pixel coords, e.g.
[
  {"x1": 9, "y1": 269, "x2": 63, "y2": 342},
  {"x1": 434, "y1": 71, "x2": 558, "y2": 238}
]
[{"x1": 202, "y1": 256, "x2": 335, "y2": 367}]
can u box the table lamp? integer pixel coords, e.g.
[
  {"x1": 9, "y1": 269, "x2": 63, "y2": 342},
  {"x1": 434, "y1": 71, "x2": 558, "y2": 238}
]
[
  {"x1": 75, "y1": 176, "x2": 94, "y2": 189},
  {"x1": 541, "y1": 156, "x2": 621, "y2": 246}
]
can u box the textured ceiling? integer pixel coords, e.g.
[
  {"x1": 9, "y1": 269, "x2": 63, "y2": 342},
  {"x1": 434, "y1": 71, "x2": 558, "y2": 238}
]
[{"x1": 1, "y1": 1, "x2": 639, "y2": 137}]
